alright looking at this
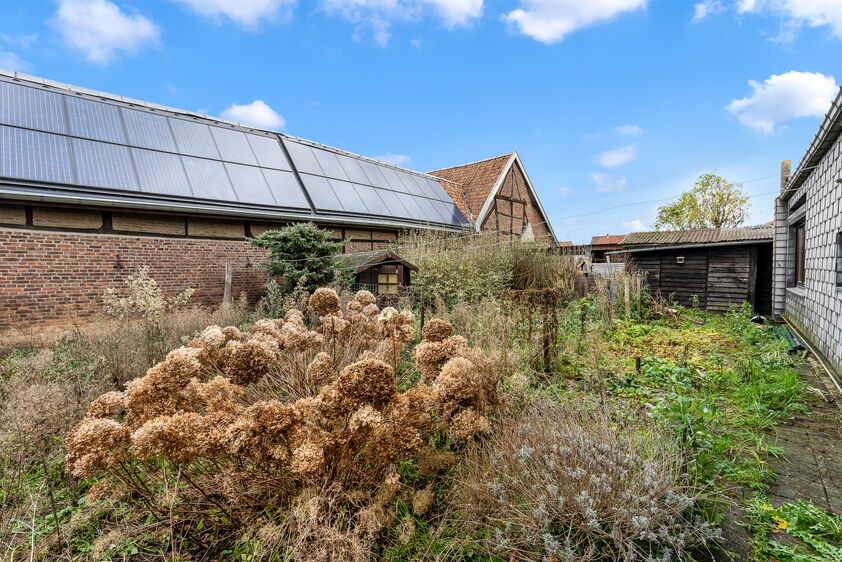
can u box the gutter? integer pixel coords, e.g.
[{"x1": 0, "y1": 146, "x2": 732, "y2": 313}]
[
  {"x1": 781, "y1": 315, "x2": 842, "y2": 398},
  {"x1": 605, "y1": 238, "x2": 772, "y2": 255}
]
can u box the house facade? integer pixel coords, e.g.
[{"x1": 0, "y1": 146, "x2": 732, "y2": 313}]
[{"x1": 773, "y1": 86, "x2": 842, "y2": 376}]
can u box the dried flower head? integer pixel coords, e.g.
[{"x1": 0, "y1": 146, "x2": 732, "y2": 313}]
[
  {"x1": 86, "y1": 391, "x2": 127, "y2": 420},
  {"x1": 422, "y1": 319, "x2": 453, "y2": 342},
  {"x1": 354, "y1": 290, "x2": 377, "y2": 306},
  {"x1": 65, "y1": 418, "x2": 130, "y2": 477},
  {"x1": 310, "y1": 288, "x2": 341, "y2": 316},
  {"x1": 336, "y1": 357, "x2": 396, "y2": 409},
  {"x1": 308, "y1": 352, "x2": 336, "y2": 386},
  {"x1": 225, "y1": 337, "x2": 279, "y2": 385}
]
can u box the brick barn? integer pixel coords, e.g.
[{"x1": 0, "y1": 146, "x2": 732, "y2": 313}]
[{"x1": 0, "y1": 70, "x2": 557, "y2": 338}]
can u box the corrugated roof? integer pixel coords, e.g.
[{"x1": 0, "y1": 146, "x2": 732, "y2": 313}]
[
  {"x1": 621, "y1": 223, "x2": 773, "y2": 246},
  {"x1": 591, "y1": 234, "x2": 625, "y2": 246},
  {"x1": 558, "y1": 240, "x2": 573, "y2": 247},
  {"x1": 0, "y1": 68, "x2": 469, "y2": 231},
  {"x1": 428, "y1": 154, "x2": 512, "y2": 222}
]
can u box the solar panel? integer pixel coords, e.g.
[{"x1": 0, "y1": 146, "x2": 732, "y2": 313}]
[
  {"x1": 406, "y1": 173, "x2": 441, "y2": 199},
  {"x1": 66, "y1": 97, "x2": 126, "y2": 144},
  {"x1": 312, "y1": 148, "x2": 349, "y2": 181},
  {"x1": 0, "y1": 82, "x2": 67, "y2": 134},
  {"x1": 423, "y1": 176, "x2": 453, "y2": 201},
  {"x1": 394, "y1": 192, "x2": 429, "y2": 221},
  {"x1": 210, "y1": 127, "x2": 257, "y2": 165},
  {"x1": 247, "y1": 134, "x2": 290, "y2": 170},
  {"x1": 225, "y1": 163, "x2": 276, "y2": 206},
  {"x1": 299, "y1": 173, "x2": 342, "y2": 211},
  {"x1": 336, "y1": 153, "x2": 370, "y2": 184},
  {"x1": 181, "y1": 156, "x2": 236, "y2": 201},
  {"x1": 435, "y1": 200, "x2": 465, "y2": 224},
  {"x1": 123, "y1": 108, "x2": 177, "y2": 152},
  {"x1": 358, "y1": 160, "x2": 390, "y2": 189},
  {"x1": 283, "y1": 141, "x2": 323, "y2": 175},
  {"x1": 169, "y1": 118, "x2": 221, "y2": 159},
  {"x1": 72, "y1": 138, "x2": 138, "y2": 191},
  {"x1": 414, "y1": 194, "x2": 447, "y2": 223},
  {"x1": 0, "y1": 125, "x2": 74, "y2": 184},
  {"x1": 377, "y1": 166, "x2": 409, "y2": 194},
  {"x1": 374, "y1": 188, "x2": 410, "y2": 218},
  {"x1": 262, "y1": 169, "x2": 311, "y2": 210},
  {"x1": 132, "y1": 148, "x2": 192, "y2": 197},
  {"x1": 394, "y1": 171, "x2": 426, "y2": 197},
  {"x1": 352, "y1": 184, "x2": 389, "y2": 215},
  {"x1": 327, "y1": 179, "x2": 369, "y2": 214}
]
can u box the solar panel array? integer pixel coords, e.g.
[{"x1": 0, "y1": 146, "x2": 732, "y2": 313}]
[{"x1": 0, "y1": 78, "x2": 468, "y2": 228}]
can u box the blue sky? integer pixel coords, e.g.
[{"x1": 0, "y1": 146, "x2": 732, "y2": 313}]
[{"x1": 1, "y1": 0, "x2": 840, "y2": 243}]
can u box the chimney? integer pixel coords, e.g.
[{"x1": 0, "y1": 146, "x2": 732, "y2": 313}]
[{"x1": 780, "y1": 160, "x2": 791, "y2": 192}]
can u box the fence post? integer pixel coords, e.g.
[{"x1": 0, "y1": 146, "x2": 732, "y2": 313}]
[
  {"x1": 223, "y1": 262, "x2": 233, "y2": 306},
  {"x1": 636, "y1": 275, "x2": 642, "y2": 315},
  {"x1": 419, "y1": 287, "x2": 426, "y2": 333},
  {"x1": 624, "y1": 277, "x2": 631, "y2": 317}
]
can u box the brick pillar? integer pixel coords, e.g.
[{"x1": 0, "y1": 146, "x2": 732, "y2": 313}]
[{"x1": 780, "y1": 160, "x2": 791, "y2": 192}]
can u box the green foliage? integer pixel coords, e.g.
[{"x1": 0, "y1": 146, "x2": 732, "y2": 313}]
[
  {"x1": 749, "y1": 499, "x2": 842, "y2": 561},
  {"x1": 250, "y1": 223, "x2": 350, "y2": 293},
  {"x1": 655, "y1": 172, "x2": 750, "y2": 230}
]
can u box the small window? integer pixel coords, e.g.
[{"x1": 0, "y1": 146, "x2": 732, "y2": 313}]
[
  {"x1": 794, "y1": 223, "x2": 806, "y2": 287},
  {"x1": 377, "y1": 272, "x2": 398, "y2": 294},
  {"x1": 836, "y1": 232, "x2": 842, "y2": 287}
]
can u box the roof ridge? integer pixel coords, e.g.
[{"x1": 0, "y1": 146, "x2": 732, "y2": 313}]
[{"x1": 428, "y1": 152, "x2": 513, "y2": 175}]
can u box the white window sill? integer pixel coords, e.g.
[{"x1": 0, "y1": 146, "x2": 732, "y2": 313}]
[{"x1": 787, "y1": 286, "x2": 806, "y2": 298}]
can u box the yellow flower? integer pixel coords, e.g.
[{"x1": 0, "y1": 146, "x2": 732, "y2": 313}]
[{"x1": 772, "y1": 516, "x2": 788, "y2": 530}]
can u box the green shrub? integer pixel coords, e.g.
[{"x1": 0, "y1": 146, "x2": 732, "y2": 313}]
[{"x1": 251, "y1": 223, "x2": 350, "y2": 293}]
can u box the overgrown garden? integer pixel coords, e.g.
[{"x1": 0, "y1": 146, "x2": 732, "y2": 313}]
[{"x1": 1, "y1": 227, "x2": 839, "y2": 561}]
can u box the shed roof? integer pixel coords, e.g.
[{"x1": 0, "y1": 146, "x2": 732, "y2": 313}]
[
  {"x1": 0, "y1": 69, "x2": 468, "y2": 231},
  {"x1": 621, "y1": 223, "x2": 773, "y2": 246},
  {"x1": 336, "y1": 249, "x2": 418, "y2": 274}
]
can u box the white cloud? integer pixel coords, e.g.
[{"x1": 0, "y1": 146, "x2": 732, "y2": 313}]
[
  {"x1": 172, "y1": 0, "x2": 296, "y2": 28},
  {"x1": 738, "y1": 0, "x2": 842, "y2": 37},
  {"x1": 591, "y1": 172, "x2": 627, "y2": 193},
  {"x1": 501, "y1": 0, "x2": 647, "y2": 44},
  {"x1": 615, "y1": 124, "x2": 642, "y2": 136},
  {"x1": 559, "y1": 186, "x2": 571, "y2": 196},
  {"x1": 52, "y1": 0, "x2": 159, "y2": 64},
  {"x1": 320, "y1": 0, "x2": 483, "y2": 46},
  {"x1": 727, "y1": 71, "x2": 837, "y2": 134},
  {"x1": 0, "y1": 51, "x2": 32, "y2": 72},
  {"x1": 220, "y1": 100, "x2": 286, "y2": 129},
  {"x1": 692, "y1": 0, "x2": 723, "y2": 23},
  {"x1": 374, "y1": 153, "x2": 411, "y2": 166},
  {"x1": 410, "y1": 38, "x2": 422, "y2": 49},
  {"x1": 2, "y1": 34, "x2": 38, "y2": 49},
  {"x1": 622, "y1": 218, "x2": 649, "y2": 231},
  {"x1": 598, "y1": 145, "x2": 636, "y2": 167}
]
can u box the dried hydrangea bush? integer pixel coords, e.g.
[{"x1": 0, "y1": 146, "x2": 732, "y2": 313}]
[{"x1": 65, "y1": 288, "x2": 498, "y2": 553}]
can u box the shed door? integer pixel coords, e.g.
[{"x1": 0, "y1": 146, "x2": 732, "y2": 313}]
[
  {"x1": 659, "y1": 250, "x2": 708, "y2": 308},
  {"x1": 707, "y1": 247, "x2": 750, "y2": 312}
]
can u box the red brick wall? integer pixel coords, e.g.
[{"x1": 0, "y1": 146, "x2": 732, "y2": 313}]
[{"x1": 0, "y1": 228, "x2": 269, "y2": 333}]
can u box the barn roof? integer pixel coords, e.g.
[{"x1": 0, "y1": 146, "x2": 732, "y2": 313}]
[
  {"x1": 0, "y1": 69, "x2": 469, "y2": 231},
  {"x1": 428, "y1": 154, "x2": 512, "y2": 222},
  {"x1": 336, "y1": 249, "x2": 418, "y2": 274},
  {"x1": 621, "y1": 223, "x2": 774, "y2": 247}
]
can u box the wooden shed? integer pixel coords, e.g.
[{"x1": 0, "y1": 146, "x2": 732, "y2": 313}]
[
  {"x1": 336, "y1": 250, "x2": 418, "y2": 295},
  {"x1": 609, "y1": 224, "x2": 774, "y2": 314}
]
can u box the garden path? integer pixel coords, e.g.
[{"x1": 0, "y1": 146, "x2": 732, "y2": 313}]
[{"x1": 714, "y1": 358, "x2": 842, "y2": 560}]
